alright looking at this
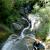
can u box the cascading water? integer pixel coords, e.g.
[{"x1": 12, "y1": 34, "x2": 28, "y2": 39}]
[
  {"x1": 20, "y1": 17, "x2": 30, "y2": 38},
  {"x1": 28, "y1": 14, "x2": 42, "y2": 31},
  {"x1": 1, "y1": 14, "x2": 42, "y2": 50},
  {"x1": 20, "y1": 14, "x2": 42, "y2": 39}
]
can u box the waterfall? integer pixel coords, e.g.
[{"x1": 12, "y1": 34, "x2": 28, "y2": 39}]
[
  {"x1": 20, "y1": 14, "x2": 42, "y2": 39},
  {"x1": 28, "y1": 14, "x2": 42, "y2": 31},
  {"x1": 21, "y1": 17, "x2": 30, "y2": 38}
]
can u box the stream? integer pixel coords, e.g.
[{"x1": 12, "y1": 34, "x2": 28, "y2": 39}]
[{"x1": 1, "y1": 4, "x2": 44, "y2": 50}]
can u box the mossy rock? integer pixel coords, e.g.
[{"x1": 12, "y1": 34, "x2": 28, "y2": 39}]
[
  {"x1": 0, "y1": 24, "x2": 12, "y2": 43},
  {"x1": 0, "y1": 31, "x2": 11, "y2": 43}
]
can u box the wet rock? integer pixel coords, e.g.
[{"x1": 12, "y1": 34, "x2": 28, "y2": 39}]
[
  {"x1": 11, "y1": 23, "x2": 23, "y2": 30},
  {"x1": 20, "y1": 7, "x2": 25, "y2": 15},
  {"x1": 1, "y1": 33, "x2": 36, "y2": 50},
  {"x1": 24, "y1": 7, "x2": 29, "y2": 14},
  {"x1": 20, "y1": 4, "x2": 32, "y2": 16},
  {"x1": 1, "y1": 34, "x2": 28, "y2": 50}
]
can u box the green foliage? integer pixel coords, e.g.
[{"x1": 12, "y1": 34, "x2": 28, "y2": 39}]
[
  {"x1": 2, "y1": 0, "x2": 14, "y2": 11},
  {"x1": 6, "y1": 14, "x2": 21, "y2": 24},
  {"x1": 36, "y1": 23, "x2": 49, "y2": 38},
  {"x1": 0, "y1": 31, "x2": 11, "y2": 43},
  {"x1": 15, "y1": 0, "x2": 35, "y2": 9},
  {"x1": 0, "y1": 24, "x2": 12, "y2": 43},
  {"x1": 35, "y1": 13, "x2": 49, "y2": 41},
  {"x1": 0, "y1": 0, "x2": 13, "y2": 23}
]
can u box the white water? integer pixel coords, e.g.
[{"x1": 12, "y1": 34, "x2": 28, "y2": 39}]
[
  {"x1": 20, "y1": 17, "x2": 30, "y2": 38},
  {"x1": 21, "y1": 14, "x2": 42, "y2": 38},
  {"x1": 28, "y1": 14, "x2": 42, "y2": 31}
]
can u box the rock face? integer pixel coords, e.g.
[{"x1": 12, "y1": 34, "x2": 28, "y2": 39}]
[
  {"x1": 11, "y1": 23, "x2": 23, "y2": 30},
  {"x1": 1, "y1": 34, "x2": 35, "y2": 50},
  {"x1": 2, "y1": 39, "x2": 28, "y2": 50}
]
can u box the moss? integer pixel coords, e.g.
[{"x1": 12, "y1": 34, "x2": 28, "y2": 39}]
[
  {"x1": 2, "y1": 0, "x2": 14, "y2": 11},
  {"x1": 0, "y1": 31, "x2": 11, "y2": 43}
]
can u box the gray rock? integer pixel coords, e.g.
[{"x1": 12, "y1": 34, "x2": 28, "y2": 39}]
[
  {"x1": 1, "y1": 34, "x2": 28, "y2": 50},
  {"x1": 11, "y1": 23, "x2": 23, "y2": 31}
]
